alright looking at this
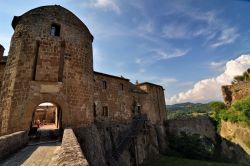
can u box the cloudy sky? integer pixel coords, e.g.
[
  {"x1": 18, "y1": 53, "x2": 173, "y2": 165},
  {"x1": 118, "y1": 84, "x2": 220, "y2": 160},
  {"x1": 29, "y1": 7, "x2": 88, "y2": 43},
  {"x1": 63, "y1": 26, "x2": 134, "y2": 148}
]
[{"x1": 0, "y1": 0, "x2": 250, "y2": 104}]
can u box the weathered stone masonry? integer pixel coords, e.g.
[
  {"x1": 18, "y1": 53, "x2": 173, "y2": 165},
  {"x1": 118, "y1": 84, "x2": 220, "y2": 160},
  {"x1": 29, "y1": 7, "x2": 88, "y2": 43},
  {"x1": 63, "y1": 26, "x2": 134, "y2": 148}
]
[
  {"x1": 222, "y1": 82, "x2": 250, "y2": 106},
  {"x1": 0, "y1": 4, "x2": 166, "y2": 140},
  {"x1": 0, "y1": 5, "x2": 167, "y2": 165}
]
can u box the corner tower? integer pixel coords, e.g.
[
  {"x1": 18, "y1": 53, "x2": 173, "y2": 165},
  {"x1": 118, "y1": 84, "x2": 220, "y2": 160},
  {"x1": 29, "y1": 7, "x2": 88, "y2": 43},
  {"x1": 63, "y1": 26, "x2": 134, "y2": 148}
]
[{"x1": 0, "y1": 5, "x2": 94, "y2": 135}]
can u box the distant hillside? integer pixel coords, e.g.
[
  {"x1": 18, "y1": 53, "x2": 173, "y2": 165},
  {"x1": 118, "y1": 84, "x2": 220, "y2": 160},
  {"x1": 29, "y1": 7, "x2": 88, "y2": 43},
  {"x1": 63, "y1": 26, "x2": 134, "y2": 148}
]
[
  {"x1": 166, "y1": 102, "x2": 210, "y2": 112},
  {"x1": 166, "y1": 102, "x2": 210, "y2": 119}
]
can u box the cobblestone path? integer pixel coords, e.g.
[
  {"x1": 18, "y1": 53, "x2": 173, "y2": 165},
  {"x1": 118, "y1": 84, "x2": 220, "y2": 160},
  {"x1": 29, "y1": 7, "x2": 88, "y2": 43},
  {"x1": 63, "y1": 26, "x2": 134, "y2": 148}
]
[{"x1": 0, "y1": 142, "x2": 61, "y2": 166}]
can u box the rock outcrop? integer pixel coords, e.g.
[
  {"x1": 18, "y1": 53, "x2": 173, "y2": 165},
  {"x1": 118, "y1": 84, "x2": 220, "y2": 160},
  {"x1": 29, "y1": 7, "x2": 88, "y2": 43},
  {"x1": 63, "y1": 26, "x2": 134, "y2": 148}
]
[
  {"x1": 220, "y1": 121, "x2": 250, "y2": 164},
  {"x1": 166, "y1": 115, "x2": 250, "y2": 165},
  {"x1": 74, "y1": 120, "x2": 167, "y2": 166},
  {"x1": 167, "y1": 115, "x2": 216, "y2": 142}
]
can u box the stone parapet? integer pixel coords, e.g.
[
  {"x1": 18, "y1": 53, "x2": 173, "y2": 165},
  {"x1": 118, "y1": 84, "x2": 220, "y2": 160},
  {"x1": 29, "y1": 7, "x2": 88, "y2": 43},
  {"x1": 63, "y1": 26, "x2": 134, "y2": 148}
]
[
  {"x1": 0, "y1": 131, "x2": 28, "y2": 160},
  {"x1": 56, "y1": 128, "x2": 88, "y2": 166}
]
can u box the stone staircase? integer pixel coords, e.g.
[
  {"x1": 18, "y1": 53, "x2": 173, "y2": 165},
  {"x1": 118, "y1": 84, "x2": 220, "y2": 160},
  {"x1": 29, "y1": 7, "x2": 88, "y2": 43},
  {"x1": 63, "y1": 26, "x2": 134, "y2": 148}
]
[{"x1": 107, "y1": 114, "x2": 148, "y2": 166}]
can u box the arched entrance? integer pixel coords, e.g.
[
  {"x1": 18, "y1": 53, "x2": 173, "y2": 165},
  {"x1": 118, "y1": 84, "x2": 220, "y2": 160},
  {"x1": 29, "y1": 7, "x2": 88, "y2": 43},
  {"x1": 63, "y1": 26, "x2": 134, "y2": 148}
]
[{"x1": 28, "y1": 102, "x2": 62, "y2": 141}]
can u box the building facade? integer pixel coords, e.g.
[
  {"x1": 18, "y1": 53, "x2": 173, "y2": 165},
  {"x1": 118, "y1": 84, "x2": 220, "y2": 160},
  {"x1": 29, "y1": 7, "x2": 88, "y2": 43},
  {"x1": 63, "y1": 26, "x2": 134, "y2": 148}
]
[{"x1": 0, "y1": 5, "x2": 166, "y2": 136}]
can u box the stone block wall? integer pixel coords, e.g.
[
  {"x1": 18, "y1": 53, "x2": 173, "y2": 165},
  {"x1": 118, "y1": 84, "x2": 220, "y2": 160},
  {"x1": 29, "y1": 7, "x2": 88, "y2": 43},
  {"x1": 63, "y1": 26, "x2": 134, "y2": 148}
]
[
  {"x1": 137, "y1": 83, "x2": 166, "y2": 124},
  {"x1": 93, "y1": 72, "x2": 166, "y2": 125},
  {"x1": 167, "y1": 115, "x2": 216, "y2": 142},
  {"x1": 222, "y1": 82, "x2": 250, "y2": 106},
  {"x1": 0, "y1": 131, "x2": 28, "y2": 160}
]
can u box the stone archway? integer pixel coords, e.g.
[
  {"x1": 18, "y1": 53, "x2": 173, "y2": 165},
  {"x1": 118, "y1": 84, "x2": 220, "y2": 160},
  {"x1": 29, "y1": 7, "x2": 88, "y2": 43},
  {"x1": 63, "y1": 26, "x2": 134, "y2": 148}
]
[
  {"x1": 21, "y1": 94, "x2": 70, "y2": 133},
  {"x1": 28, "y1": 102, "x2": 62, "y2": 136}
]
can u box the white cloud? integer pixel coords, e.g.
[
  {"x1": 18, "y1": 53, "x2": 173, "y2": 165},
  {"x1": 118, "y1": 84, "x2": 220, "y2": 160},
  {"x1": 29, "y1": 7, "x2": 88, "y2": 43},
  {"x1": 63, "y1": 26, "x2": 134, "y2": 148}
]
[
  {"x1": 162, "y1": 8, "x2": 239, "y2": 48},
  {"x1": 166, "y1": 54, "x2": 250, "y2": 104},
  {"x1": 157, "y1": 77, "x2": 178, "y2": 89},
  {"x1": 162, "y1": 23, "x2": 189, "y2": 39},
  {"x1": 135, "y1": 48, "x2": 189, "y2": 65},
  {"x1": 0, "y1": 33, "x2": 12, "y2": 56},
  {"x1": 159, "y1": 77, "x2": 177, "y2": 84},
  {"x1": 155, "y1": 48, "x2": 189, "y2": 60},
  {"x1": 209, "y1": 60, "x2": 227, "y2": 72},
  {"x1": 211, "y1": 27, "x2": 239, "y2": 48},
  {"x1": 83, "y1": 0, "x2": 120, "y2": 14}
]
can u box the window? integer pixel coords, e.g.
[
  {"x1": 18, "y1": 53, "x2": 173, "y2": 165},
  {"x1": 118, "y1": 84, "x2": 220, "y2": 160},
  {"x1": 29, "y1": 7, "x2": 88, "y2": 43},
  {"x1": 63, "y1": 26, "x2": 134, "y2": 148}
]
[
  {"x1": 51, "y1": 24, "x2": 60, "y2": 36},
  {"x1": 102, "y1": 80, "x2": 107, "y2": 89},
  {"x1": 102, "y1": 106, "x2": 108, "y2": 117},
  {"x1": 120, "y1": 83, "x2": 124, "y2": 91},
  {"x1": 93, "y1": 103, "x2": 97, "y2": 117}
]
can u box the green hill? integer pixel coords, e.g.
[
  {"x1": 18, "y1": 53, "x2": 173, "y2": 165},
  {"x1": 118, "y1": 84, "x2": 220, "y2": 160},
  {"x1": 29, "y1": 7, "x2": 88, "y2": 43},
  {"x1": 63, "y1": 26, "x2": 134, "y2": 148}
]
[{"x1": 166, "y1": 102, "x2": 210, "y2": 119}]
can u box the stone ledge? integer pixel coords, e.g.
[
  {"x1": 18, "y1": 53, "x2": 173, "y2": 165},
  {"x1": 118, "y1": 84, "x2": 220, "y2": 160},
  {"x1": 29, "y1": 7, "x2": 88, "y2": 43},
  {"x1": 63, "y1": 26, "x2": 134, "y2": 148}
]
[
  {"x1": 0, "y1": 131, "x2": 28, "y2": 160},
  {"x1": 56, "y1": 128, "x2": 88, "y2": 166}
]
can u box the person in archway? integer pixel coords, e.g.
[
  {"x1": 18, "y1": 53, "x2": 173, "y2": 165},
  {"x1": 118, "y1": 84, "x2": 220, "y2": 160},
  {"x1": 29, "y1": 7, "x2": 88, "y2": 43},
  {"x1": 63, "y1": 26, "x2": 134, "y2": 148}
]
[{"x1": 35, "y1": 119, "x2": 41, "y2": 128}]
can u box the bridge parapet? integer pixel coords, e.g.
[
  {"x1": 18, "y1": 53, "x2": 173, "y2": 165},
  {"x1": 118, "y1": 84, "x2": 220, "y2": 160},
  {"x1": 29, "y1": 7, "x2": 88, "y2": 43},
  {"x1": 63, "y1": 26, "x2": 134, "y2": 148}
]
[
  {"x1": 56, "y1": 128, "x2": 89, "y2": 166},
  {"x1": 0, "y1": 131, "x2": 28, "y2": 160}
]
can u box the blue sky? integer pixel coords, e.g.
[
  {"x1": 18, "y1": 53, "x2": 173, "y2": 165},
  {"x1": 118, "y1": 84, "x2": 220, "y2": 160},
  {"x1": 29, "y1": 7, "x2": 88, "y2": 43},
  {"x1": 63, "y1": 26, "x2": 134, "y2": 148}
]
[{"x1": 0, "y1": 0, "x2": 250, "y2": 104}]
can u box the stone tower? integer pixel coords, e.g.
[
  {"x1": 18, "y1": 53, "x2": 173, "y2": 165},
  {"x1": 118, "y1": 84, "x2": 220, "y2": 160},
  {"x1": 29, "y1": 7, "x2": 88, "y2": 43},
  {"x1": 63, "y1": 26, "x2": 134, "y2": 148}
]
[{"x1": 0, "y1": 5, "x2": 94, "y2": 135}]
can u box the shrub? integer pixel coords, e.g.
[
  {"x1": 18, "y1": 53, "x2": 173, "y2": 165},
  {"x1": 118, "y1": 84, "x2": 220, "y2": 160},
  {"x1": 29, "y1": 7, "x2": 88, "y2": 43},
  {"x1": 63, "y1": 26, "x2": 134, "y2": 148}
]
[
  {"x1": 168, "y1": 132, "x2": 215, "y2": 160},
  {"x1": 209, "y1": 101, "x2": 226, "y2": 112},
  {"x1": 211, "y1": 97, "x2": 250, "y2": 127}
]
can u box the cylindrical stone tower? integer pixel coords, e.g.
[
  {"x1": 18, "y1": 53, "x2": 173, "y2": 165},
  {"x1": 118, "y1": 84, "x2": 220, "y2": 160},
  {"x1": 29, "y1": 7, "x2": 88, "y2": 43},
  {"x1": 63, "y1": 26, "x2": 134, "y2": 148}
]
[{"x1": 0, "y1": 5, "x2": 94, "y2": 135}]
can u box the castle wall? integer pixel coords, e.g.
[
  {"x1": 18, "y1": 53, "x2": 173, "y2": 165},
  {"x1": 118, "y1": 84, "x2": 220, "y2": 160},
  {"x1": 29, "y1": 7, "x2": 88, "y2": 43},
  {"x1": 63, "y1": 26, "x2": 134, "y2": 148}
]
[
  {"x1": 93, "y1": 73, "x2": 166, "y2": 124},
  {"x1": 137, "y1": 83, "x2": 166, "y2": 124},
  {"x1": 222, "y1": 82, "x2": 250, "y2": 106},
  {"x1": 0, "y1": 5, "x2": 167, "y2": 136},
  {"x1": 0, "y1": 5, "x2": 94, "y2": 135},
  {"x1": 93, "y1": 72, "x2": 137, "y2": 122}
]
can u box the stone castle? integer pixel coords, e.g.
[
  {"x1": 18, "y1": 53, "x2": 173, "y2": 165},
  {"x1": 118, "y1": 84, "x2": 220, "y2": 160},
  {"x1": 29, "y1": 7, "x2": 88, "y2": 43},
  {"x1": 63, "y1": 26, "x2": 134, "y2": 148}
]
[
  {"x1": 0, "y1": 5, "x2": 166, "y2": 136},
  {"x1": 0, "y1": 5, "x2": 167, "y2": 166}
]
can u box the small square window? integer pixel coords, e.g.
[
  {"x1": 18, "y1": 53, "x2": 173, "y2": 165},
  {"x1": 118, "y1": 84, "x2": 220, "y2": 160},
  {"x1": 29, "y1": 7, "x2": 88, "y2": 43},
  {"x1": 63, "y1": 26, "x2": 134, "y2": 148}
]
[{"x1": 51, "y1": 24, "x2": 60, "y2": 36}]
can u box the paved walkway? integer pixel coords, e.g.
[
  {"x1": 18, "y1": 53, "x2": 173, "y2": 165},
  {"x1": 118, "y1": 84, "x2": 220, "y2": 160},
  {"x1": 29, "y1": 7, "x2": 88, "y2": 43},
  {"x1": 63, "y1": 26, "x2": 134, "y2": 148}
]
[{"x1": 0, "y1": 142, "x2": 61, "y2": 166}]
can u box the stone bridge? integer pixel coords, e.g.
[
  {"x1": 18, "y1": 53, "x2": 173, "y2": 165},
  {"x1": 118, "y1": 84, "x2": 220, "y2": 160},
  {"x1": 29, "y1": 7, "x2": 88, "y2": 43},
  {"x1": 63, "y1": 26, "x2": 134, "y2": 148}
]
[{"x1": 0, "y1": 128, "x2": 88, "y2": 166}]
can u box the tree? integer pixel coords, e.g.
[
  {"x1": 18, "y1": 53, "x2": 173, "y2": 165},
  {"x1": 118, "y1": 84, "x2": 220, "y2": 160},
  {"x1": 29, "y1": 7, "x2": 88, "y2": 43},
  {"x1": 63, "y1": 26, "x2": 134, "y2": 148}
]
[{"x1": 209, "y1": 101, "x2": 226, "y2": 112}]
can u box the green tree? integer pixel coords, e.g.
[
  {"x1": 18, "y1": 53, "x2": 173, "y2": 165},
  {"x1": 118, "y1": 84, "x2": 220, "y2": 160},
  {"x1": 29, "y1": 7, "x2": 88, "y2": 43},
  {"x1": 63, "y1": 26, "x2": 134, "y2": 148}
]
[{"x1": 208, "y1": 101, "x2": 225, "y2": 112}]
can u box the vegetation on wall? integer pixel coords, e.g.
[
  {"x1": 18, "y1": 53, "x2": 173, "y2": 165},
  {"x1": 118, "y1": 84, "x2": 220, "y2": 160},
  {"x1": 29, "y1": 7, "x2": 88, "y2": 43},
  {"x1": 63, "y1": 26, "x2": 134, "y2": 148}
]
[
  {"x1": 210, "y1": 96, "x2": 250, "y2": 130},
  {"x1": 231, "y1": 70, "x2": 250, "y2": 84}
]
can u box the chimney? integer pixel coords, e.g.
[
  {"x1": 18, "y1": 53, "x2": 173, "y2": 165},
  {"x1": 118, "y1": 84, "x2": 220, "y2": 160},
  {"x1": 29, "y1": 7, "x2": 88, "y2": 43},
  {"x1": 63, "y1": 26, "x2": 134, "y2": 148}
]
[{"x1": 0, "y1": 44, "x2": 4, "y2": 60}]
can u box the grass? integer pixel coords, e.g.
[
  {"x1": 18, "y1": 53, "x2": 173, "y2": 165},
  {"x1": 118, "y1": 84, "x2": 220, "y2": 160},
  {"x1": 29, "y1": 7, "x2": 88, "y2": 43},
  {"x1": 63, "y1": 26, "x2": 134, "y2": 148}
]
[{"x1": 141, "y1": 156, "x2": 239, "y2": 166}]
